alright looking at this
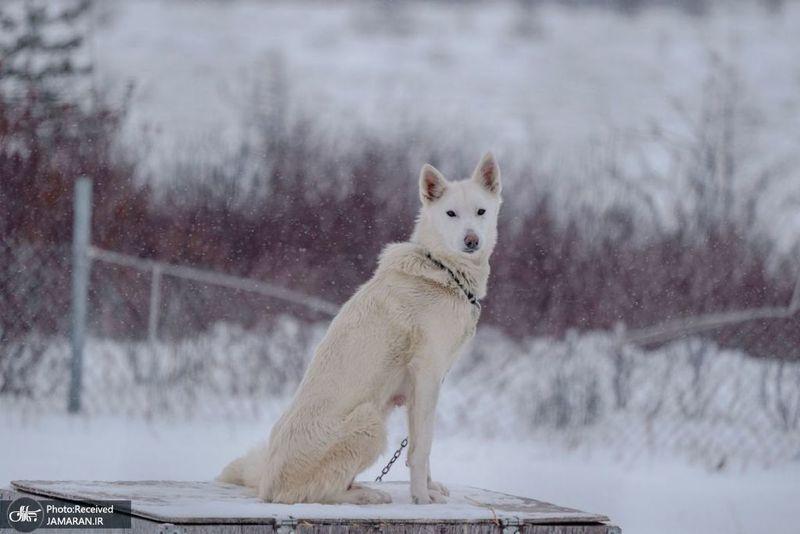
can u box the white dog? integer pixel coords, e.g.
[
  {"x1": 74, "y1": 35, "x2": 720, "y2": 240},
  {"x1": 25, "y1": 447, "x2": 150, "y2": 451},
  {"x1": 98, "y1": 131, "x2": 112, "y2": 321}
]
[{"x1": 218, "y1": 153, "x2": 502, "y2": 505}]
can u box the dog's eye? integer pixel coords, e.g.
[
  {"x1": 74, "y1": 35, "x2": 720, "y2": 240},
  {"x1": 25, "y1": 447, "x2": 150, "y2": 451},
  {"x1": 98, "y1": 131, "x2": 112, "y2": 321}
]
[
  {"x1": 446, "y1": 210, "x2": 457, "y2": 218},
  {"x1": 477, "y1": 208, "x2": 486, "y2": 216}
]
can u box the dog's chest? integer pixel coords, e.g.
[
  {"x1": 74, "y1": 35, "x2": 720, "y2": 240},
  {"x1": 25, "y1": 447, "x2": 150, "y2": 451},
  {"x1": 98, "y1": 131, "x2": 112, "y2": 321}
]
[
  {"x1": 457, "y1": 304, "x2": 480, "y2": 352},
  {"x1": 428, "y1": 299, "x2": 479, "y2": 363}
]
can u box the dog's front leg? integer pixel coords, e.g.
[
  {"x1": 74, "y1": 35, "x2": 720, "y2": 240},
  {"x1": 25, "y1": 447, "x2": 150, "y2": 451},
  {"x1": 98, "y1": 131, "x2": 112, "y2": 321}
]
[{"x1": 408, "y1": 357, "x2": 446, "y2": 504}]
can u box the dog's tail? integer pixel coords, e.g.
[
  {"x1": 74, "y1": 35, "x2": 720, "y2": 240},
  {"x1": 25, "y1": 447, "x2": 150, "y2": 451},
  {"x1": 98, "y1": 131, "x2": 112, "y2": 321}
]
[
  {"x1": 216, "y1": 441, "x2": 272, "y2": 488},
  {"x1": 216, "y1": 456, "x2": 246, "y2": 485}
]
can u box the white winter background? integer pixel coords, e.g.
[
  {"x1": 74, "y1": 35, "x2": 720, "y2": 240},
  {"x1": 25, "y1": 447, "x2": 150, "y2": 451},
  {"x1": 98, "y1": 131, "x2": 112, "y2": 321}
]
[
  {"x1": 2, "y1": 2, "x2": 800, "y2": 534},
  {"x1": 3, "y1": 321, "x2": 799, "y2": 534},
  {"x1": 92, "y1": 0, "x2": 800, "y2": 251}
]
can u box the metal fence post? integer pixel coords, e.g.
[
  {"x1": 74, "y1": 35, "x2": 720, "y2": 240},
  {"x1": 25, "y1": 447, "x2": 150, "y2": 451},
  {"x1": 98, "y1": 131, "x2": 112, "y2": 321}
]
[
  {"x1": 148, "y1": 264, "x2": 162, "y2": 344},
  {"x1": 68, "y1": 177, "x2": 92, "y2": 414}
]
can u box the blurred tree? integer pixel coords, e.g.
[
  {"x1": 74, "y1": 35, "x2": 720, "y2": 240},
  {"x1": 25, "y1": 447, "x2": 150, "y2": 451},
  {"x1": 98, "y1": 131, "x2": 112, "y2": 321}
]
[
  {"x1": 0, "y1": 0, "x2": 136, "y2": 248},
  {"x1": 0, "y1": 0, "x2": 93, "y2": 105}
]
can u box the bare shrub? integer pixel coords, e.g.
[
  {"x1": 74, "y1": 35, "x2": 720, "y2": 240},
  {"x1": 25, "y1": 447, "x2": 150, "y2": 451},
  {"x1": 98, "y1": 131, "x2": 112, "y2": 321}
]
[{"x1": 1, "y1": 52, "x2": 797, "y2": 353}]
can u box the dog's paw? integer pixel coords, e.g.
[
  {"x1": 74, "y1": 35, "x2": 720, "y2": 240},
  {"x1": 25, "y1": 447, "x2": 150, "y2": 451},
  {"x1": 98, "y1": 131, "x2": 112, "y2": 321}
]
[
  {"x1": 428, "y1": 480, "x2": 450, "y2": 497},
  {"x1": 373, "y1": 488, "x2": 393, "y2": 504},
  {"x1": 429, "y1": 488, "x2": 448, "y2": 503},
  {"x1": 355, "y1": 487, "x2": 392, "y2": 505},
  {"x1": 412, "y1": 489, "x2": 448, "y2": 505}
]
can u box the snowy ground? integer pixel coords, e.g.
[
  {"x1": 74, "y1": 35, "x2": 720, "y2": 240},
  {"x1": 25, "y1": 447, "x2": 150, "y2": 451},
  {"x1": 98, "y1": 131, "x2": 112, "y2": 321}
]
[
  {"x1": 1, "y1": 414, "x2": 798, "y2": 534},
  {"x1": 8, "y1": 322, "x2": 800, "y2": 465},
  {"x1": 2, "y1": 322, "x2": 799, "y2": 532}
]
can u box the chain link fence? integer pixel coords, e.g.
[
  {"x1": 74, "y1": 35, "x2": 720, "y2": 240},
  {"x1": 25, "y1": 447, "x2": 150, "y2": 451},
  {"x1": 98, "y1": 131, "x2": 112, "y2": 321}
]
[
  {"x1": 447, "y1": 325, "x2": 800, "y2": 468},
  {"x1": 1, "y1": 237, "x2": 799, "y2": 466},
  {"x1": 0, "y1": 236, "x2": 334, "y2": 417},
  {"x1": 0, "y1": 239, "x2": 71, "y2": 404}
]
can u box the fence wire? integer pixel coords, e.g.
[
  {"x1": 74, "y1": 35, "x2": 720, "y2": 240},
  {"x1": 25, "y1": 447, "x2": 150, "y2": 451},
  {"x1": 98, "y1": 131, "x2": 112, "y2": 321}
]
[
  {"x1": 0, "y1": 239, "x2": 70, "y2": 406},
  {"x1": 1, "y1": 238, "x2": 799, "y2": 466}
]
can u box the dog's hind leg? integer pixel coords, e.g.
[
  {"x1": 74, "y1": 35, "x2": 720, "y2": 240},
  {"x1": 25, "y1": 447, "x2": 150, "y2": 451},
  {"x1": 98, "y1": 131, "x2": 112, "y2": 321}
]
[
  {"x1": 267, "y1": 403, "x2": 390, "y2": 504},
  {"x1": 321, "y1": 403, "x2": 391, "y2": 504},
  {"x1": 217, "y1": 441, "x2": 270, "y2": 489}
]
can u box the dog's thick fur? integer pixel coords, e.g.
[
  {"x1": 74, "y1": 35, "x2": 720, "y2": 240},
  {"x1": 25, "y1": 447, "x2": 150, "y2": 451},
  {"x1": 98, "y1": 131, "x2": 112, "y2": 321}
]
[{"x1": 218, "y1": 153, "x2": 502, "y2": 505}]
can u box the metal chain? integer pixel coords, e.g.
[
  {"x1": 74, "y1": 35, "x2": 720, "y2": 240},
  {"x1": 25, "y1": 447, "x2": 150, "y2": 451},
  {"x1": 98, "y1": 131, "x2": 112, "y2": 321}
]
[
  {"x1": 425, "y1": 253, "x2": 481, "y2": 309},
  {"x1": 374, "y1": 436, "x2": 408, "y2": 482}
]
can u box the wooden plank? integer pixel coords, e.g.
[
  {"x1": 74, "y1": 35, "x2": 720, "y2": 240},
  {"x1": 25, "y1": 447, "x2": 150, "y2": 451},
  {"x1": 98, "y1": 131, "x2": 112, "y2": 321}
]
[
  {"x1": 2, "y1": 487, "x2": 276, "y2": 534},
  {"x1": 9, "y1": 480, "x2": 609, "y2": 527}
]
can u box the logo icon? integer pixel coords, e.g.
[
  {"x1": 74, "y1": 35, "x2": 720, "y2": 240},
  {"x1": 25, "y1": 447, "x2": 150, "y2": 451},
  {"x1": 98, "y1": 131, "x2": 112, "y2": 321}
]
[{"x1": 6, "y1": 498, "x2": 44, "y2": 532}]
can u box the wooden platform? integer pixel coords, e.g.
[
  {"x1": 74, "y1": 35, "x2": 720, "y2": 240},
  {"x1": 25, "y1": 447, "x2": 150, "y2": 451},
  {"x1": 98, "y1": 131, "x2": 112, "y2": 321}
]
[{"x1": 3, "y1": 480, "x2": 620, "y2": 533}]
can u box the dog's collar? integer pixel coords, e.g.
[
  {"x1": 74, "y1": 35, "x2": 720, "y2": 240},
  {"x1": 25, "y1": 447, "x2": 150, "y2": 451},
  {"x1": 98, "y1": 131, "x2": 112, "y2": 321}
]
[{"x1": 425, "y1": 252, "x2": 481, "y2": 310}]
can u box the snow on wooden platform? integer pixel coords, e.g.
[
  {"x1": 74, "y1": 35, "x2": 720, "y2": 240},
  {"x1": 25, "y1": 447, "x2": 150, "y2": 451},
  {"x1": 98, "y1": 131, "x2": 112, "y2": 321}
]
[{"x1": 9, "y1": 480, "x2": 612, "y2": 528}]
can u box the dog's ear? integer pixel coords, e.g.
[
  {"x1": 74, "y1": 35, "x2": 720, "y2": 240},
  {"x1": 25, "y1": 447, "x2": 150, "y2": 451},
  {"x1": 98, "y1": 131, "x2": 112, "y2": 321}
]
[
  {"x1": 472, "y1": 152, "x2": 501, "y2": 196},
  {"x1": 419, "y1": 164, "x2": 447, "y2": 204}
]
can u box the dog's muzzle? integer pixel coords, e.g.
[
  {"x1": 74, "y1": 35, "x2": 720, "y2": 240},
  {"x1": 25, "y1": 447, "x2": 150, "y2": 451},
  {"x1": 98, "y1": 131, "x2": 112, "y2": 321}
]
[{"x1": 464, "y1": 232, "x2": 480, "y2": 252}]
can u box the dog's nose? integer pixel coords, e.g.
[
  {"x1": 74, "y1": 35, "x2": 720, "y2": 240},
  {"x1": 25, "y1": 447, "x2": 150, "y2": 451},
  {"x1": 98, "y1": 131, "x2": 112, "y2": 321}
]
[{"x1": 464, "y1": 232, "x2": 480, "y2": 251}]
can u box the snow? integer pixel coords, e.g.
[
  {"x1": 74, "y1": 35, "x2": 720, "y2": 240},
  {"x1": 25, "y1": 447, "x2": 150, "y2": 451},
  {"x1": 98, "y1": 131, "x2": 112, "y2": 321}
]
[
  {"x1": 94, "y1": 1, "x2": 800, "y2": 163},
  {"x1": 1, "y1": 415, "x2": 798, "y2": 534},
  {"x1": 1, "y1": 323, "x2": 798, "y2": 533},
  {"x1": 3, "y1": 3, "x2": 799, "y2": 532},
  {"x1": 7, "y1": 323, "x2": 799, "y2": 467}
]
